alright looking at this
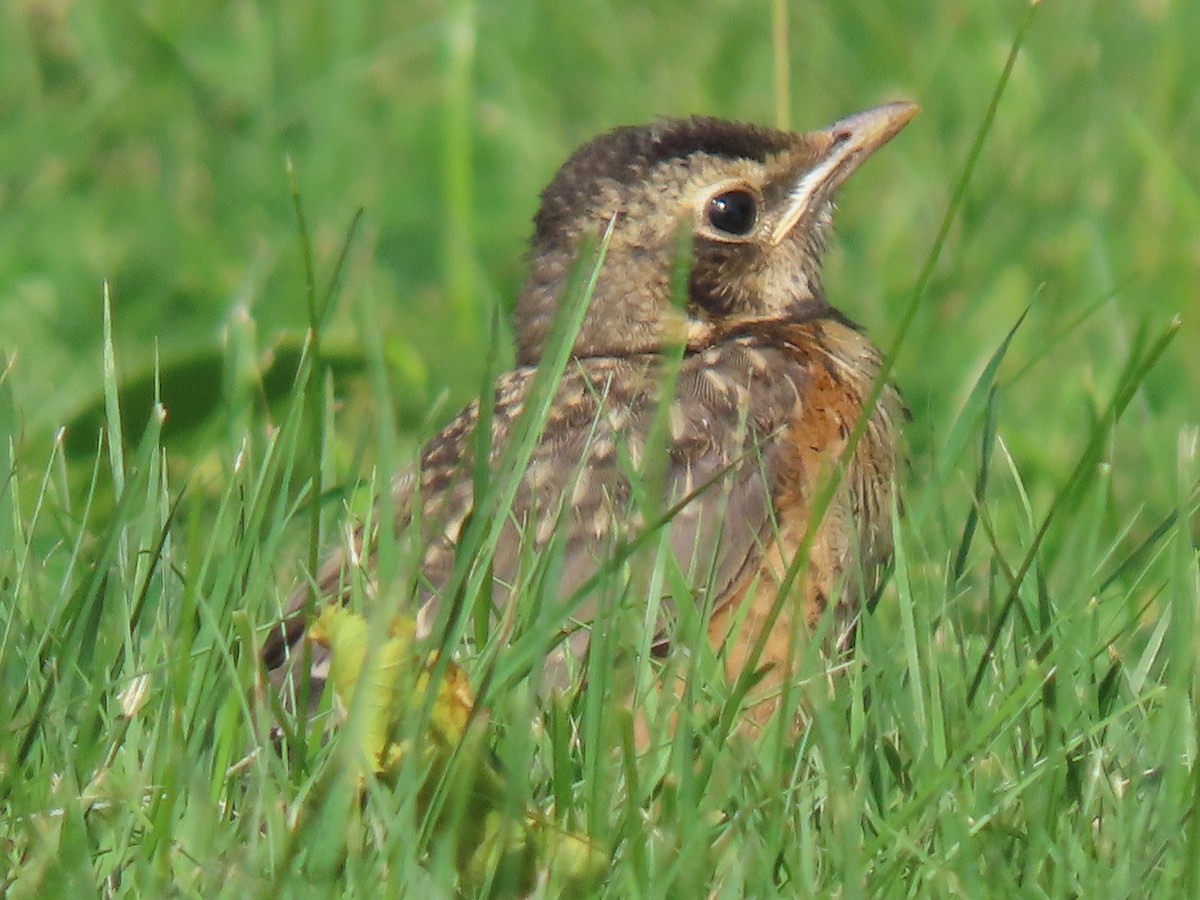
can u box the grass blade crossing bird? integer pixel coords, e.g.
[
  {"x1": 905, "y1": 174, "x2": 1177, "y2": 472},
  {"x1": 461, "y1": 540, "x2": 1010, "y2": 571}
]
[{"x1": 261, "y1": 102, "x2": 916, "y2": 729}]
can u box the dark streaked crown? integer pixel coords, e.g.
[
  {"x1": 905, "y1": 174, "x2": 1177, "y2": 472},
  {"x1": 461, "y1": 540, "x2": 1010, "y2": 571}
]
[{"x1": 531, "y1": 118, "x2": 799, "y2": 253}]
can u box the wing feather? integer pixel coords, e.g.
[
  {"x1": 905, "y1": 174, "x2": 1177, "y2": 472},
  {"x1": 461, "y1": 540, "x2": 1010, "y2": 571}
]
[{"x1": 261, "y1": 323, "x2": 899, "y2": 707}]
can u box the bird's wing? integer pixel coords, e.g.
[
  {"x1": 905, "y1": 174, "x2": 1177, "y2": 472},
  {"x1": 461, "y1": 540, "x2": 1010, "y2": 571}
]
[{"x1": 260, "y1": 339, "x2": 809, "y2": 698}]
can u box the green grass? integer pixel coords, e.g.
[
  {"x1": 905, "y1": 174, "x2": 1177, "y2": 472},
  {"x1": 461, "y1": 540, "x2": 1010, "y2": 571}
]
[{"x1": 2, "y1": 0, "x2": 1199, "y2": 895}]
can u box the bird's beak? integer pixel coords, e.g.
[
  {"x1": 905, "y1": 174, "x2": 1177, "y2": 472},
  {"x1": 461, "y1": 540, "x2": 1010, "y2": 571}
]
[{"x1": 770, "y1": 101, "x2": 919, "y2": 245}]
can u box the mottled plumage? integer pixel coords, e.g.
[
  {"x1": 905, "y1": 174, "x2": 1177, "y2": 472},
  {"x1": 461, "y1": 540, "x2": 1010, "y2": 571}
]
[{"x1": 261, "y1": 102, "x2": 916, "y2": 728}]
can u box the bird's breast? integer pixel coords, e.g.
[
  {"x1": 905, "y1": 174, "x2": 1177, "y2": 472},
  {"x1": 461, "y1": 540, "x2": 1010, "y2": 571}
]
[{"x1": 761, "y1": 317, "x2": 903, "y2": 606}]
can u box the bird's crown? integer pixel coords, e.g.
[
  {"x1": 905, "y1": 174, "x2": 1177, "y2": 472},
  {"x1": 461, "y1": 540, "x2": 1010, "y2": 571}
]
[{"x1": 513, "y1": 103, "x2": 917, "y2": 365}]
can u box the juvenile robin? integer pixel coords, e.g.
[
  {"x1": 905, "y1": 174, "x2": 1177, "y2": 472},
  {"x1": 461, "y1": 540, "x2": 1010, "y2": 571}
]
[{"x1": 261, "y1": 102, "x2": 916, "y2": 727}]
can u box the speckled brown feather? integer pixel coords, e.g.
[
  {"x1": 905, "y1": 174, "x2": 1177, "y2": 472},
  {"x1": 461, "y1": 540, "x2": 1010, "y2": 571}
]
[
  {"x1": 260, "y1": 104, "x2": 915, "y2": 731},
  {"x1": 261, "y1": 317, "x2": 901, "y2": 722}
]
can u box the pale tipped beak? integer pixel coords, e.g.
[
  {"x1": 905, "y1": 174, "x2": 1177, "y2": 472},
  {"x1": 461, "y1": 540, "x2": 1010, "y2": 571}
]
[{"x1": 769, "y1": 101, "x2": 919, "y2": 245}]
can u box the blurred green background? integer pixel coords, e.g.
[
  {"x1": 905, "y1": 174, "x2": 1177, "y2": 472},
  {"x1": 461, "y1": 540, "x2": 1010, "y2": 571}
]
[{"x1": 1, "y1": 0, "x2": 1196, "y2": 512}]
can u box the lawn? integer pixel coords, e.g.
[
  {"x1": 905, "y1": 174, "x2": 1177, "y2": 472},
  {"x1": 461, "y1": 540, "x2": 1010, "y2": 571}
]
[{"x1": 2, "y1": 0, "x2": 1198, "y2": 895}]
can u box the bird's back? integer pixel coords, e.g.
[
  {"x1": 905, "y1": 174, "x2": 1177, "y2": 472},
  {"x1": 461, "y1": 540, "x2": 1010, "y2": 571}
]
[{"x1": 261, "y1": 315, "x2": 901, "y2": 714}]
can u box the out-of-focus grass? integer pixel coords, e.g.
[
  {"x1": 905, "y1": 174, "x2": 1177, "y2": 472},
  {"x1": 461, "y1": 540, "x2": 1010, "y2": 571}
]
[
  {"x1": 1, "y1": 0, "x2": 1198, "y2": 895},
  {"x1": 2, "y1": 2, "x2": 1196, "y2": 473}
]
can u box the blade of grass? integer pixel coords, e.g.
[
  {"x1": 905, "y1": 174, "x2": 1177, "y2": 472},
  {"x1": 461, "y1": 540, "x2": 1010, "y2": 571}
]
[{"x1": 966, "y1": 317, "x2": 1179, "y2": 702}]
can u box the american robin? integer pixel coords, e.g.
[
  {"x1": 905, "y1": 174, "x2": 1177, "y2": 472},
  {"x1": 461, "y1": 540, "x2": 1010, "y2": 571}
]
[{"x1": 261, "y1": 102, "x2": 915, "y2": 727}]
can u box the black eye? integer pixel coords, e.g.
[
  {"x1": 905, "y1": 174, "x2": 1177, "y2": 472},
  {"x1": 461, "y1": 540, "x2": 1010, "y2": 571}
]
[{"x1": 705, "y1": 190, "x2": 758, "y2": 236}]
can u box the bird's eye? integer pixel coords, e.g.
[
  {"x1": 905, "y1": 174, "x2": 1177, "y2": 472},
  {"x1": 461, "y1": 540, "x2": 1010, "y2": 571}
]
[{"x1": 705, "y1": 189, "x2": 758, "y2": 237}]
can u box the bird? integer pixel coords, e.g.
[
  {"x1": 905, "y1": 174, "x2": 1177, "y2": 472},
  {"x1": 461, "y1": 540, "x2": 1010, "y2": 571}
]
[{"x1": 260, "y1": 101, "x2": 916, "y2": 731}]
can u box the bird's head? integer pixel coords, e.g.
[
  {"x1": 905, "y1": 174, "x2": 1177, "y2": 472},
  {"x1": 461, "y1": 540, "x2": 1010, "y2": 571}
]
[{"x1": 513, "y1": 102, "x2": 917, "y2": 364}]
